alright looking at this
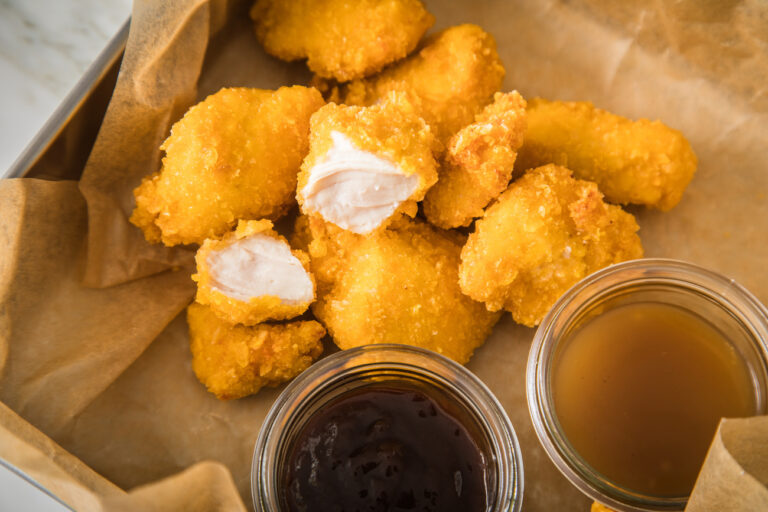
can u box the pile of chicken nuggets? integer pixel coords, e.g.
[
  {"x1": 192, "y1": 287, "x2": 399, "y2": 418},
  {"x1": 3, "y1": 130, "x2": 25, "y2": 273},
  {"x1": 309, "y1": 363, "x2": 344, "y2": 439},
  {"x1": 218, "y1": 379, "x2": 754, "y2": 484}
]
[{"x1": 130, "y1": 0, "x2": 697, "y2": 400}]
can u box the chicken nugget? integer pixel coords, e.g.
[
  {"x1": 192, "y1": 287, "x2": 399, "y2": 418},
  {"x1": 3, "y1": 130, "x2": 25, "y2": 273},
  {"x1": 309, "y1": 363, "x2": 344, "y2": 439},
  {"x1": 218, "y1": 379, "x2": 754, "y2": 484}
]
[
  {"x1": 313, "y1": 219, "x2": 501, "y2": 364},
  {"x1": 591, "y1": 503, "x2": 618, "y2": 512},
  {"x1": 342, "y1": 24, "x2": 505, "y2": 143},
  {"x1": 297, "y1": 93, "x2": 439, "y2": 235},
  {"x1": 130, "y1": 86, "x2": 324, "y2": 246},
  {"x1": 187, "y1": 302, "x2": 325, "y2": 400},
  {"x1": 250, "y1": 0, "x2": 433, "y2": 82},
  {"x1": 290, "y1": 214, "x2": 362, "y2": 297},
  {"x1": 193, "y1": 219, "x2": 315, "y2": 326},
  {"x1": 459, "y1": 164, "x2": 643, "y2": 327},
  {"x1": 424, "y1": 91, "x2": 527, "y2": 229},
  {"x1": 515, "y1": 99, "x2": 697, "y2": 211}
]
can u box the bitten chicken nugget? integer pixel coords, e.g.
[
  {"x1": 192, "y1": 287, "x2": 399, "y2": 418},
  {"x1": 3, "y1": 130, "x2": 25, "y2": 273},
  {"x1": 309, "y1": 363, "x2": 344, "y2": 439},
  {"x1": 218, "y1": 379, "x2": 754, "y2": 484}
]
[
  {"x1": 193, "y1": 219, "x2": 315, "y2": 326},
  {"x1": 515, "y1": 99, "x2": 698, "y2": 211},
  {"x1": 130, "y1": 86, "x2": 324, "y2": 246},
  {"x1": 342, "y1": 24, "x2": 505, "y2": 143},
  {"x1": 297, "y1": 94, "x2": 439, "y2": 234},
  {"x1": 187, "y1": 302, "x2": 325, "y2": 400},
  {"x1": 459, "y1": 164, "x2": 643, "y2": 327},
  {"x1": 312, "y1": 219, "x2": 501, "y2": 364},
  {"x1": 250, "y1": 0, "x2": 434, "y2": 82},
  {"x1": 424, "y1": 91, "x2": 527, "y2": 229}
]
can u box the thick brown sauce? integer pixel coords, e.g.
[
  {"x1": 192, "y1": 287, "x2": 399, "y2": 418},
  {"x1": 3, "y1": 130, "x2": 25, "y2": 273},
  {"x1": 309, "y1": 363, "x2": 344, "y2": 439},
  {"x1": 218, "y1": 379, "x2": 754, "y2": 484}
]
[
  {"x1": 553, "y1": 302, "x2": 756, "y2": 497},
  {"x1": 282, "y1": 381, "x2": 488, "y2": 512}
]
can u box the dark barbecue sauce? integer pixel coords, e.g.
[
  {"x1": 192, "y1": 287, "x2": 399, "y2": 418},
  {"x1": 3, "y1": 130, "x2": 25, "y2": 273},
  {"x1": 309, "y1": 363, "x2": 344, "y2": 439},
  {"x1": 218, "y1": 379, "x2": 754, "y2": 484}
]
[{"x1": 282, "y1": 381, "x2": 488, "y2": 512}]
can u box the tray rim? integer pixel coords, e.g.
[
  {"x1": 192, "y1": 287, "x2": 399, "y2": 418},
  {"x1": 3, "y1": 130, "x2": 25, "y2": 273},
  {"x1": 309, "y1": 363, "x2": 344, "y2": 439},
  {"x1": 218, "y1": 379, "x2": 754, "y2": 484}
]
[{"x1": 3, "y1": 18, "x2": 131, "y2": 180}]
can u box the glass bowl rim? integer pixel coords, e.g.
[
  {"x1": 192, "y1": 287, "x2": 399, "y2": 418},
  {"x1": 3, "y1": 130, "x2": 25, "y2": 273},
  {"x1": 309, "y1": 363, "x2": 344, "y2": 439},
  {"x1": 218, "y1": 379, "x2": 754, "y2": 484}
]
[
  {"x1": 526, "y1": 257, "x2": 768, "y2": 512},
  {"x1": 252, "y1": 343, "x2": 525, "y2": 512}
]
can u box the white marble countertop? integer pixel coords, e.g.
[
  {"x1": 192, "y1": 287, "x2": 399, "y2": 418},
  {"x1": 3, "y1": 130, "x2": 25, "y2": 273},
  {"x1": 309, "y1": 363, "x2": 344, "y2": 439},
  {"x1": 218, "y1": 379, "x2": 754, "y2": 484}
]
[{"x1": 0, "y1": 0, "x2": 132, "y2": 175}]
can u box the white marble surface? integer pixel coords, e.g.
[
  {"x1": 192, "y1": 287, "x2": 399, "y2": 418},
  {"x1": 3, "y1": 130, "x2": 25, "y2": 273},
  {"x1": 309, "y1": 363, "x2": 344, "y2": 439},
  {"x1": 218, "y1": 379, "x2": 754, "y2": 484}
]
[
  {"x1": 0, "y1": 0, "x2": 132, "y2": 175},
  {"x1": 0, "y1": 464, "x2": 70, "y2": 512}
]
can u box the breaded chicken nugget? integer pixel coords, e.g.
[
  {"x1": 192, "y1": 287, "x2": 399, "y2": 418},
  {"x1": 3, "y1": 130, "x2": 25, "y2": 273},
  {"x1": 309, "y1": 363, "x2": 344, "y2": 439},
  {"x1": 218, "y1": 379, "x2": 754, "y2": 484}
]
[
  {"x1": 515, "y1": 99, "x2": 698, "y2": 211},
  {"x1": 459, "y1": 164, "x2": 643, "y2": 327},
  {"x1": 424, "y1": 91, "x2": 527, "y2": 229},
  {"x1": 192, "y1": 219, "x2": 315, "y2": 326},
  {"x1": 343, "y1": 24, "x2": 505, "y2": 143},
  {"x1": 250, "y1": 0, "x2": 433, "y2": 82},
  {"x1": 290, "y1": 214, "x2": 361, "y2": 297},
  {"x1": 297, "y1": 94, "x2": 439, "y2": 234},
  {"x1": 312, "y1": 219, "x2": 501, "y2": 364},
  {"x1": 130, "y1": 86, "x2": 324, "y2": 246},
  {"x1": 187, "y1": 302, "x2": 325, "y2": 400}
]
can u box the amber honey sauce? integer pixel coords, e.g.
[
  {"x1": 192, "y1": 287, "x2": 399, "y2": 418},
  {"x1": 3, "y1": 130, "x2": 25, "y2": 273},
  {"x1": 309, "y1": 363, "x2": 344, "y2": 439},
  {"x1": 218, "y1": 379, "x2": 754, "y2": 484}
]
[
  {"x1": 528, "y1": 260, "x2": 768, "y2": 511},
  {"x1": 552, "y1": 302, "x2": 756, "y2": 497}
]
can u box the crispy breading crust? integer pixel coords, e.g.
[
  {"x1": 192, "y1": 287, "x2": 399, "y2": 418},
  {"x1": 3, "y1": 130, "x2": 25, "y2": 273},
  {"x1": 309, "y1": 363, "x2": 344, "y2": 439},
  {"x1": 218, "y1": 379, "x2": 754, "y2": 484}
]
[
  {"x1": 342, "y1": 24, "x2": 505, "y2": 143},
  {"x1": 309, "y1": 219, "x2": 501, "y2": 364},
  {"x1": 187, "y1": 302, "x2": 325, "y2": 400},
  {"x1": 250, "y1": 0, "x2": 434, "y2": 82},
  {"x1": 130, "y1": 86, "x2": 324, "y2": 246},
  {"x1": 290, "y1": 215, "x2": 362, "y2": 298},
  {"x1": 424, "y1": 91, "x2": 528, "y2": 228},
  {"x1": 192, "y1": 219, "x2": 315, "y2": 326},
  {"x1": 515, "y1": 98, "x2": 698, "y2": 211},
  {"x1": 297, "y1": 93, "x2": 439, "y2": 232},
  {"x1": 459, "y1": 164, "x2": 644, "y2": 327}
]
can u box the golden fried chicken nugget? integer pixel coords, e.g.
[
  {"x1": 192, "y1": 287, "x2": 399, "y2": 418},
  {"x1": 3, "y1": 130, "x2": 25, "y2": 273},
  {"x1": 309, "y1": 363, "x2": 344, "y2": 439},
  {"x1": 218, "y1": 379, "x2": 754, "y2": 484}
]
[
  {"x1": 297, "y1": 94, "x2": 439, "y2": 234},
  {"x1": 459, "y1": 164, "x2": 643, "y2": 327},
  {"x1": 192, "y1": 220, "x2": 315, "y2": 326},
  {"x1": 591, "y1": 503, "x2": 618, "y2": 512},
  {"x1": 130, "y1": 86, "x2": 324, "y2": 246},
  {"x1": 342, "y1": 24, "x2": 505, "y2": 143},
  {"x1": 424, "y1": 91, "x2": 527, "y2": 228},
  {"x1": 187, "y1": 302, "x2": 325, "y2": 400},
  {"x1": 515, "y1": 99, "x2": 698, "y2": 211},
  {"x1": 312, "y1": 219, "x2": 501, "y2": 364},
  {"x1": 250, "y1": 0, "x2": 434, "y2": 82},
  {"x1": 290, "y1": 214, "x2": 362, "y2": 297}
]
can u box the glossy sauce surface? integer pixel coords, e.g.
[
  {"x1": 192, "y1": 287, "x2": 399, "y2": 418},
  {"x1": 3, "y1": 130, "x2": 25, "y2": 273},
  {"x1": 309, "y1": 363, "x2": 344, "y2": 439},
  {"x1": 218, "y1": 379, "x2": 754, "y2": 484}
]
[
  {"x1": 553, "y1": 302, "x2": 756, "y2": 497},
  {"x1": 282, "y1": 381, "x2": 488, "y2": 512}
]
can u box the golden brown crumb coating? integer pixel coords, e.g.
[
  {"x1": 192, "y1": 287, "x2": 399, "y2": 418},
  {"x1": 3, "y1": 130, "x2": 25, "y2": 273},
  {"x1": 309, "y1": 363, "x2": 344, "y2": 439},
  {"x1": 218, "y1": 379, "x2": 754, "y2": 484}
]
[
  {"x1": 192, "y1": 220, "x2": 315, "y2": 326},
  {"x1": 459, "y1": 164, "x2": 644, "y2": 327},
  {"x1": 187, "y1": 302, "x2": 325, "y2": 400},
  {"x1": 297, "y1": 94, "x2": 439, "y2": 234},
  {"x1": 290, "y1": 215, "x2": 362, "y2": 298},
  {"x1": 250, "y1": 0, "x2": 434, "y2": 82},
  {"x1": 342, "y1": 24, "x2": 505, "y2": 143},
  {"x1": 515, "y1": 99, "x2": 697, "y2": 211},
  {"x1": 130, "y1": 86, "x2": 324, "y2": 246},
  {"x1": 424, "y1": 91, "x2": 527, "y2": 228},
  {"x1": 310, "y1": 219, "x2": 501, "y2": 364}
]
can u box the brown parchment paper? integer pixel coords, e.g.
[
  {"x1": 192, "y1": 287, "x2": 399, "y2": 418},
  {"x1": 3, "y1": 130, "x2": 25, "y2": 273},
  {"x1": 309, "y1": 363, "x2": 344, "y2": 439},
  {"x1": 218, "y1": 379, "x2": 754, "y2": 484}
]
[
  {"x1": 687, "y1": 417, "x2": 768, "y2": 511},
  {"x1": 1, "y1": 0, "x2": 767, "y2": 511}
]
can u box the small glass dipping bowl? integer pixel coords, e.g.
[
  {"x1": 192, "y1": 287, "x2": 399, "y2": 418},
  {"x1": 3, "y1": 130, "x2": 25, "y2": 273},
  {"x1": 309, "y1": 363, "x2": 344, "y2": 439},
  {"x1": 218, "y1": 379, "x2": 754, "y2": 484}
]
[
  {"x1": 527, "y1": 258, "x2": 768, "y2": 511},
  {"x1": 252, "y1": 344, "x2": 524, "y2": 512}
]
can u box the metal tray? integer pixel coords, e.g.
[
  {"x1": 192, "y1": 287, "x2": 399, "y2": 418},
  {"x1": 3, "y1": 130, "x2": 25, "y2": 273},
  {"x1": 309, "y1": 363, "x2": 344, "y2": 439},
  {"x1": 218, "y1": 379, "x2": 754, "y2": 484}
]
[{"x1": 3, "y1": 19, "x2": 130, "y2": 180}]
